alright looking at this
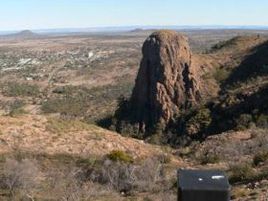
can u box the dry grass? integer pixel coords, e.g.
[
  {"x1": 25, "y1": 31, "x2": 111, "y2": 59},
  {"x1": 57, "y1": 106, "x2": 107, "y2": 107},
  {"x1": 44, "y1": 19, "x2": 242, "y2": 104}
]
[
  {"x1": 0, "y1": 114, "x2": 170, "y2": 160},
  {"x1": 45, "y1": 117, "x2": 94, "y2": 134},
  {"x1": 231, "y1": 187, "x2": 250, "y2": 200}
]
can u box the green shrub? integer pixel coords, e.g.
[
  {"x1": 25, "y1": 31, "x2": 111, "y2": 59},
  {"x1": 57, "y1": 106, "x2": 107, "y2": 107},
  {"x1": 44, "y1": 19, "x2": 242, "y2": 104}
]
[
  {"x1": 9, "y1": 108, "x2": 26, "y2": 117},
  {"x1": 107, "y1": 150, "x2": 134, "y2": 163},
  {"x1": 256, "y1": 114, "x2": 268, "y2": 128},
  {"x1": 143, "y1": 197, "x2": 153, "y2": 201},
  {"x1": 231, "y1": 187, "x2": 250, "y2": 199},
  {"x1": 41, "y1": 97, "x2": 87, "y2": 117},
  {"x1": 210, "y1": 37, "x2": 238, "y2": 52},
  {"x1": 235, "y1": 114, "x2": 254, "y2": 130},
  {"x1": 2, "y1": 82, "x2": 40, "y2": 97},
  {"x1": 76, "y1": 157, "x2": 98, "y2": 167},
  {"x1": 156, "y1": 154, "x2": 171, "y2": 164},
  {"x1": 211, "y1": 41, "x2": 227, "y2": 51},
  {"x1": 120, "y1": 123, "x2": 141, "y2": 139},
  {"x1": 177, "y1": 147, "x2": 192, "y2": 158},
  {"x1": 199, "y1": 154, "x2": 220, "y2": 165},
  {"x1": 186, "y1": 108, "x2": 212, "y2": 136},
  {"x1": 229, "y1": 163, "x2": 254, "y2": 183},
  {"x1": 42, "y1": 86, "x2": 90, "y2": 117},
  {"x1": 261, "y1": 64, "x2": 268, "y2": 73},
  {"x1": 213, "y1": 68, "x2": 230, "y2": 83},
  {"x1": 148, "y1": 133, "x2": 164, "y2": 145},
  {"x1": 7, "y1": 100, "x2": 26, "y2": 117},
  {"x1": 42, "y1": 83, "x2": 133, "y2": 121},
  {"x1": 253, "y1": 151, "x2": 268, "y2": 166},
  {"x1": 45, "y1": 117, "x2": 93, "y2": 134}
]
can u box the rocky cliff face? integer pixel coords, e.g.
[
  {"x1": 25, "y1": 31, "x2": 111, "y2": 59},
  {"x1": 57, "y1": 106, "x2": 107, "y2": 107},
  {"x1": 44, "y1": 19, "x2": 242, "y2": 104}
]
[{"x1": 130, "y1": 31, "x2": 202, "y2": 132}]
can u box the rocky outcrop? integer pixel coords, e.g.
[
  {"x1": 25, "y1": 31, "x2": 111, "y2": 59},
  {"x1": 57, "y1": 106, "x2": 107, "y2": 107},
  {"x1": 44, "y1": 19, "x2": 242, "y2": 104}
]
[{"x1": 130, "y1": 30, "x2": 202, "y2": 132}]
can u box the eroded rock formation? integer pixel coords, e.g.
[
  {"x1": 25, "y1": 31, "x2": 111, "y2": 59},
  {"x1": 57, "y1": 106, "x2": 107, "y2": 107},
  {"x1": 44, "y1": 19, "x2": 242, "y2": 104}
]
[{"x1": 130, "y1": 30, "x2": 202, "y2": 131}]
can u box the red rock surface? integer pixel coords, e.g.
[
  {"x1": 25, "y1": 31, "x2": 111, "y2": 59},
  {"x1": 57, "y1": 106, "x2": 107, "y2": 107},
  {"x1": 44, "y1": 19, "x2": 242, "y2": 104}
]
[{"x1": 131, "y1": 31, "x2": 202, "y2": 129}]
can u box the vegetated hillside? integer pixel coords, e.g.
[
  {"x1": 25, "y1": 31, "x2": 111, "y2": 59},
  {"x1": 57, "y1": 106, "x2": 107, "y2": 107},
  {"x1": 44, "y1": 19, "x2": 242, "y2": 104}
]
[
  {"x1": 110, "y1": 31, "x2": 268, "y2": 146},
  {"x1": 206, "y1": 36, "x2": 268, "y2": 135},
  {"x1": 0, "y1": 31, "x2": 267, "y2": 200},
  {"x1": 0, "y1": 114, "x2": 267, "y2": 200},
  {"x1": 0, "y1": 114, "x2": 182, "y2": 200},
  {"x1": 0, "y1": 114, "x2": 169, "y2": 159}
]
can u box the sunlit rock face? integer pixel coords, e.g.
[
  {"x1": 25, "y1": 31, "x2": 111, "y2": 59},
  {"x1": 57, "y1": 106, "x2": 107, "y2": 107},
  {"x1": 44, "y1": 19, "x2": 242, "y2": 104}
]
[{"x1": 130, "y1": 30, "x2": 202, "y2": 131}]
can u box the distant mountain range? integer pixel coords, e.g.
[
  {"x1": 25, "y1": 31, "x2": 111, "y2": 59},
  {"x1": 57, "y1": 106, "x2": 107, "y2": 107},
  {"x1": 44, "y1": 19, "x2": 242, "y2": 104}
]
[{"x1": 1, "y1": 25, "x2": 268, "y2": 36}]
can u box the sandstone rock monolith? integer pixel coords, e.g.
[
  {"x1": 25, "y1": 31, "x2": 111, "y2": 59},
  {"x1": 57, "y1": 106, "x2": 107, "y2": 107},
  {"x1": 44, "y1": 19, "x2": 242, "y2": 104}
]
[{"x1": 130, "y1": 30, "x2": 202, "y2": 132}]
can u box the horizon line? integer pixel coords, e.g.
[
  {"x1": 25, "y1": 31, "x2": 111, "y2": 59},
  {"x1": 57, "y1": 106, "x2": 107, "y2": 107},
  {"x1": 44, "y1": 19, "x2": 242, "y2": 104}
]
[{"x1": 1, "y1": 24, "x2": 268, "y2": 33}]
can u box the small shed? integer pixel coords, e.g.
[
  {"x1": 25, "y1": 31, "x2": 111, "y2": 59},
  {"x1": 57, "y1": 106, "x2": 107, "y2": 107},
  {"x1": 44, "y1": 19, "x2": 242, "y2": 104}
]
[{"x1": 178, "y1": 169, "x2": 230, "y2": 201}]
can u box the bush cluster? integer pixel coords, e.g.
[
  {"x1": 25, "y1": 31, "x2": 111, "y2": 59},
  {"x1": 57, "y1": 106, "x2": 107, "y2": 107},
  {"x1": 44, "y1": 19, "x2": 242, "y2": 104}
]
[
  {"x1": 2, "y1": 82, "x2": 40, "y2": 97},
  {"x1": 253, "y1": 151, "x2": 268, "y2": 166},
  {"x1": 107, "y1": 150, "x2": 134, "y2": 163}
]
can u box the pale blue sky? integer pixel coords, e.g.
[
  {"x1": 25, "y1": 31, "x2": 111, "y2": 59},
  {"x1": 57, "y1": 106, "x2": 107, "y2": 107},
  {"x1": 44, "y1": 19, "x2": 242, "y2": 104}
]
[{"x1": 0, "y1": 0, "x2": 268, "y2": 31}]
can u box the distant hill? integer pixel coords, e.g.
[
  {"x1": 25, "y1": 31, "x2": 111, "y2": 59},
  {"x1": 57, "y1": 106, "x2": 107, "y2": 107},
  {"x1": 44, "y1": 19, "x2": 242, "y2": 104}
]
[
  {"x1": 129, "y1": 28, "x2": 146, "y2": 33},
  {"x1": 15, "y1": 30, "x2": 37, "y2": 37},
  {"x1": 129, "y1": 28, "x2": 157, "y2": 34},
  {"x1": 0, "y1": 30, "x2": 41, "y2": 39}
]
